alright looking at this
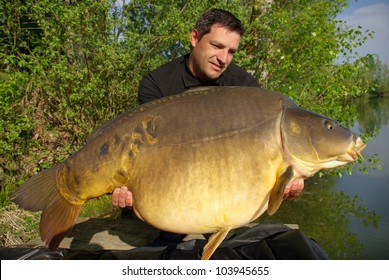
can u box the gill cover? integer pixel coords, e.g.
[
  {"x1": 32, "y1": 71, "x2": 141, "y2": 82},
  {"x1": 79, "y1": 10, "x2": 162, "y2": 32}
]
[{"x1": 281, "y1": 106, "x2": 354, "y2": 165}]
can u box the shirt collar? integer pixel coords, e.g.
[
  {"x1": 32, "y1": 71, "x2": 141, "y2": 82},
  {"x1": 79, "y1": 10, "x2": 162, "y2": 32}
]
[{"x1": 182, "y1": 54, "x2": 224, "y2": 88}]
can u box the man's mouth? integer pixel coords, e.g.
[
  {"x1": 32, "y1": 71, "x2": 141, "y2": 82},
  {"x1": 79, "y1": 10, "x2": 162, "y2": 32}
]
[{"x1": 210, "y1": 62, "x2": 224, "y2": 72}]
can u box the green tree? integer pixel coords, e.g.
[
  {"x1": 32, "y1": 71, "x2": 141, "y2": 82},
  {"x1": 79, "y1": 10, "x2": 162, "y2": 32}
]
[
  {"x1": 372, "y1": 57, "x2": 389, "y2": 93},
  {"x1": 239, "y1": 0, "x2": 375, "y2": 120}
]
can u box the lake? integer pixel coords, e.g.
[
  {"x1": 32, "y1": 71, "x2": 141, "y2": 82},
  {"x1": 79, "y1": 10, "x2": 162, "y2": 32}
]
[
  {"x1": 260, "y1": 94, "x2": 389, "y2": 260},
  {"x1": 335, "y1": 94, "x2": 389, "y2": 259}
]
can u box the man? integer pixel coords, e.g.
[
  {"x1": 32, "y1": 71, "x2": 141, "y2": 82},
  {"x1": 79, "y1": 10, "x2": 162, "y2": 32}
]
[{"x1": 112, "y1": 8, "x2": 303, "y2": 212}]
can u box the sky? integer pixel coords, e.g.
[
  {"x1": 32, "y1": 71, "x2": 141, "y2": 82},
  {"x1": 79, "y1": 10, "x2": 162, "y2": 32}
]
[{"x1": 339, "y1": 0, "x2": 389, "y2": 64}]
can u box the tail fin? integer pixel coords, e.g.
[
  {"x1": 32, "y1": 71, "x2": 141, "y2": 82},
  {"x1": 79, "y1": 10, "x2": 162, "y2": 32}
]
[
  {"x1": 11, "y1": 166, "x2": 60, "y2": 212},
  {"x1": 10, "y1": 164, "x2": 82, "y2": 250},
  {"x1": 39, "y1": 191, "x2": 82, "y2": 250}
]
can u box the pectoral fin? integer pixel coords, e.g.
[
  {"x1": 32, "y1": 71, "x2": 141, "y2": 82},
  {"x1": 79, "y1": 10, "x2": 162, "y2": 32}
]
[
  {"x1": 267, "y1": 166, "x2": 293, "y2": 215},
  {"x1": 201, "y1": 227, "x2": 231, "y2": 260}
]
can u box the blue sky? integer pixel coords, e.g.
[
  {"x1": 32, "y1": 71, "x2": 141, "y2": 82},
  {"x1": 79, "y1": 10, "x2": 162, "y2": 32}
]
[{"x1": 339, "y1": 0, "x2": 389, "y2": 64}]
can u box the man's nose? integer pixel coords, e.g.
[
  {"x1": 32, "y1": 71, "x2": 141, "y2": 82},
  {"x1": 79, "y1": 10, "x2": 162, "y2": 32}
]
[{"x1": 217, "y1": 49, "x2": 229, "y2": 65}]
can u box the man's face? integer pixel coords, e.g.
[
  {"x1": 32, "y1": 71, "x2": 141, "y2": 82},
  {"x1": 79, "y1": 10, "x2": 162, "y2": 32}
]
[{"x1": 188, "y1": 24, "x2": 241, "y2": 80}]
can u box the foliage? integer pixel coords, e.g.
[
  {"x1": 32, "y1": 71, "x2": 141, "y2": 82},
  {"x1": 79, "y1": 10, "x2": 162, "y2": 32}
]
[
  {"x1": 239, "y1": 0, "x2": 376, "y2": 123},
  {"x1": 1, "y1": 0, "x2": 139, "y2": 207},
  {"x1": 367, "y1": 56, "x2": 389, "y2": 93},
  {"x1": 0, "y1": 0, "x2": 385, "y2": 250}
]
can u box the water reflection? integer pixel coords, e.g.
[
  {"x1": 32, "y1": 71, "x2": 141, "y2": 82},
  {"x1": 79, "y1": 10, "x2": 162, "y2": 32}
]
[
  {"x1": 260, "y1": 94, "x2": 389, "y2": 259},
  {"x1": 358, "y1": 94, "x2": 389, "y2": 134},
  {"x1": 336, "y1": 95, "x2": 389, "y2": 259}
]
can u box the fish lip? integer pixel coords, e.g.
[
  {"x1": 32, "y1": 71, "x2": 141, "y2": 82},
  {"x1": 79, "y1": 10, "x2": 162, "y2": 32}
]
[
  {"x1": 339, "y1": 152, "x2": 358, "y2": 162},
  {"x1": 343, "y1": 137, "x2": 366, "y2": 162}
]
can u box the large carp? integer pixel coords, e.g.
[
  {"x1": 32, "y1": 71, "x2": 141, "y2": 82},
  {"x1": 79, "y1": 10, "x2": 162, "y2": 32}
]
[{"x1": 11, "y1": 86, "x2": 365, "y2": 260}]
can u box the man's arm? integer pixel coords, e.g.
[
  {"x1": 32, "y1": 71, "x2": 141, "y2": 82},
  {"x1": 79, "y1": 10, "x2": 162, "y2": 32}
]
[{"x1": 138, "y1": 74, "x2": 164, "y2": 105}]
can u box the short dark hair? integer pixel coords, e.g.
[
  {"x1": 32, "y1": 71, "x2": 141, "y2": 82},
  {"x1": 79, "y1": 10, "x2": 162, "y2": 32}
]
[{"x1": 194, "y1": 9, "x2": 244, "y2": 38}]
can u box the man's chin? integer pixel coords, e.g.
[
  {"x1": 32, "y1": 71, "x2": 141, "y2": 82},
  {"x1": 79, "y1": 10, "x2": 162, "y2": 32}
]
[{"x1": 205, "y1": 70, "x2": 223, "y2": 80}]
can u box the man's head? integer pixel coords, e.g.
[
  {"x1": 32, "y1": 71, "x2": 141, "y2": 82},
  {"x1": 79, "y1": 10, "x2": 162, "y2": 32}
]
[
  {"x1": 194, "y1": 8, "x2": 244, "y2": 39},
  {"x1": 188, "y1": 9, "x2": 244, "y2": 80}
]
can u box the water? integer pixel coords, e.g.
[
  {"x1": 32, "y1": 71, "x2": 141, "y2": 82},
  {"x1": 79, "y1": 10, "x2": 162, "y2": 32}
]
[{"x1": 335, "y1": 95, "x2": 389, "y2": 259}]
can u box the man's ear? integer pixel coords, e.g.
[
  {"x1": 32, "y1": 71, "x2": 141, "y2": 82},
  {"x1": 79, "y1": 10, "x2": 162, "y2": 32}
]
[{"x1": 190, "y1": 29, "x2": 199, "y2": 48}]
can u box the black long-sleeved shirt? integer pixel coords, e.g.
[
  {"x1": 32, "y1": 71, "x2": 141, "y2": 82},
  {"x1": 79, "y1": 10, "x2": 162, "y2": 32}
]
[{"x1": 138, "y1": 53, "x2": 260, "y2": 104}]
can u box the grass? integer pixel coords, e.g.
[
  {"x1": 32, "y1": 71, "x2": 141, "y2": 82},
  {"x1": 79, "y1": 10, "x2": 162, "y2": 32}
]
[
  {"x1": 0, "y1": 204, "x2": 40, "y2": 247},
  {"x1": 0, "y1": 195, "x2": 120, "y2": 247}
]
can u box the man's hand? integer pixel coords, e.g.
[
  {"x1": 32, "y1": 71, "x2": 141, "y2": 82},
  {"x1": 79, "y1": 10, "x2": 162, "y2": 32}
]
[
  {"x1": 112, "y1": 186, "x2": 133, "y2": 208},
  {"x1": 283, "y1": 178, "x2": 304, "y2": 200}
]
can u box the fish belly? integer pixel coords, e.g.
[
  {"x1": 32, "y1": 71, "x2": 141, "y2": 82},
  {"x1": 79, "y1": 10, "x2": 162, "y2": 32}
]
[{"x1": 129, "y1": 136, "x2": 280, "y2": 234}]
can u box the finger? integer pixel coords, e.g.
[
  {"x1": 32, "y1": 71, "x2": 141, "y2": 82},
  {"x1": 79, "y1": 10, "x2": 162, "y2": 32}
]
[
  {"x1": 118, "y1": 186, "x2": 129, "y2": 208},
  {"x1": 283, "y1": 179, "x2": 304, "y2": 200},
  {"x1": 112, "y1": 188, "x2": 121, "y2": 206},
  {"x1": 283, "y1": 183, "x2": 291, "y2": 199},
  {"x1": 291, "y1": 178, "x2": 304, "y2": 193},
  {"x1": 125, "y1": 191, "x2": 133, "y2": 207}
]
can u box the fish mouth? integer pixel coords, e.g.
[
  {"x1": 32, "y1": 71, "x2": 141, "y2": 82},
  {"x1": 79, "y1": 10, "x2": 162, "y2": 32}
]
[
  {"x1": 339, "y1": 136, "x2": 366, "y2": 162},
  {"x1": 296, "y1": 136, "x2": 366, "y2": 177}
]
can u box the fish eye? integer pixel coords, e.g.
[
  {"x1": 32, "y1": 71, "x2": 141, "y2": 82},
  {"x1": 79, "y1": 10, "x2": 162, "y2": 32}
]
[{"x1": 325, "y1": 120, "x2": 334, "y2": 130}]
